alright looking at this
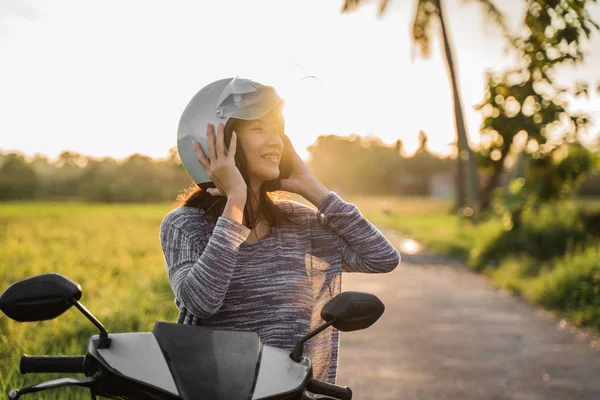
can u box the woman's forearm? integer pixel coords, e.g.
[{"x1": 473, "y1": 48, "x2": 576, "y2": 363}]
[
  {"x1": 317, "y1": 193, "x2": 400, "y2": 273},
  {"x1": 222, "y1": 191, "x2": 247, "y2": 225},
  {"x1": 162, "y1": 214, "x2": 250, "y2": 319},
  {"x1": 301, "y1": 178, "x2": 330, "y2": 208}
]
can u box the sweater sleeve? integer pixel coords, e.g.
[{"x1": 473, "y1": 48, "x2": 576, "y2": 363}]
[
  {"x1": 160, "y1": 214, "x2": 251, "y2": 319},
  {"x1": 316, "y1": 192, "x2": 400, "y2": 273}
]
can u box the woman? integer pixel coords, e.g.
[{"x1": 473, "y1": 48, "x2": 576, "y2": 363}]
[{"x1": 160, "y1": 77, "x2": 400, "y2": 383}]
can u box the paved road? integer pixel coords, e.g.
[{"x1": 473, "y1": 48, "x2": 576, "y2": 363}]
[{"x1": 336, "y1": 231, "x2": 600, "y2": 400}]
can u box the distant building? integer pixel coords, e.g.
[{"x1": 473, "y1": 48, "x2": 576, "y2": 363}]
[{"x1": 429, "y1": 171, "x2": 455, "y2": 199}]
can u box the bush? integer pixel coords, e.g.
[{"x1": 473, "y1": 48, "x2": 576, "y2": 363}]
[
  {"x1": 473, "y1": 201, "x2": 592, "y2": 269},
  {"x1": 533, "y1": 244, "x2": 600, "y2": 329},
  {"x1": 581, "y1": 209, "x2": 600, "y2": 236},
  {"x1": 486, "y1": 243, "x2": 600, "y2": 329}
]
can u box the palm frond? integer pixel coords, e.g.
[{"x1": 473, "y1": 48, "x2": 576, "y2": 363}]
[
  {"x1": 461, "y1": 0, "x2": 516, "y2": 45},
  {"x1": 411, "y1": 0, "x2": 440, "y2": 59},
  {"x1": 340, "y1": 0, "x2": 390, "y2": 15},
  {"x1": 377, "y1": 0, "x2": 390, "y2": 16},
  {"x1": 341, "y1": 0, "x2": 365, "y2": 14}
]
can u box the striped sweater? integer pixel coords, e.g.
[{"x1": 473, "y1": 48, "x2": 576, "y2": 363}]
[{"x1": 159, "y1": 191, "x2": 400, "y2": 383}]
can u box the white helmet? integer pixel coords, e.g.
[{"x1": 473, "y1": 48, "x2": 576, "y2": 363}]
[{"x1": 177, "y1": 77, "x2": 284, "y2": 184}]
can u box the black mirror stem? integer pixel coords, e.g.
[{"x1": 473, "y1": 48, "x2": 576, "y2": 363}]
[
  {"x1": 290, "y1": 319, "x2": 336, "y2": 362},
  {"x1": 71, "y1": 299, "x2": 111, "y2": 349}
]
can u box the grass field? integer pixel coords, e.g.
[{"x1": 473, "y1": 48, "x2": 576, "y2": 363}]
[
  {"x1": 0, "y1": 201, "x2": 180, "y2": 399},
  {"x1": 1, "y1": 197, "x2": 598, "y2": 398}
]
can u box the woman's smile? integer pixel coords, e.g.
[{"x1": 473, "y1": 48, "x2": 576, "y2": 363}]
[{"x1": 261, "y1": 153, "x2": 280, "y2": 164}]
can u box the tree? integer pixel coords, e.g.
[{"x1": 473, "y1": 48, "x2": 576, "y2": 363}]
[
  {"x1": 476, "y1": 0, "x2": 599, "y2": 212},
  {"x1": 306, "y1": 132, "x2": 452, "y2": 196},
  {"x1": 56, "y1": 150, "x2": 87, "y2": 168},
  {"x1": 394, "y1": 139, "x2": 405, "y2": 155},
  {"x1": 342, "y1": 0, "x2": 512, "y2": 221},
  {"x1": 405, "y1": 130, "x2": 454, "y2": 193},
  {"x1": 0, "y1": 154, "x2": 39, "y2": 200},
  {"x1": 417, "y1": 130, "x2": 428, "y2": 152}
]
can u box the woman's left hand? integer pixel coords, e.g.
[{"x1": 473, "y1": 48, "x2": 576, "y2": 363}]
[{"x1": 279, "y1": 138, "x2": 329, "y2": 207}]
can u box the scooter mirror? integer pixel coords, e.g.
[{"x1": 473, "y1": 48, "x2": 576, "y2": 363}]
[
  {"x1": 320, "y1": 291, "x2": 384, "y2": 332},
  {"x1": 0, "y1": 273, "x2": 82, "y2": 322}
]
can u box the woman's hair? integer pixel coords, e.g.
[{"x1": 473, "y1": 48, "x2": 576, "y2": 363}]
[{"x1": 177, "y1": 113, "x2": 294, "y2": 230}]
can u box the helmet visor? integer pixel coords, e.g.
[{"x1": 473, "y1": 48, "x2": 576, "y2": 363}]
[{"x1": 215, "y1": 77, "x2": 283, "y2": 120}]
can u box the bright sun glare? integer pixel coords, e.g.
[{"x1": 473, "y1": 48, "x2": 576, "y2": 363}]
[{"x1": 278, "y1": 76, "x2": 328, "y2": 160}]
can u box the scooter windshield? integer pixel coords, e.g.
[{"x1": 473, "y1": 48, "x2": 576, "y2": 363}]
[
  {"x1": 215, "y1": 77, "x2": 283, "y2": 120},
  {"x1": 152, "y1": 322, "x2": 261, "y2": 400}
]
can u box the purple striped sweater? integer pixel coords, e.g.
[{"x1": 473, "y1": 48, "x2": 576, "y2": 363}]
[{"x1": 159, "y1": 191, "x2": 400, "y2": 383}]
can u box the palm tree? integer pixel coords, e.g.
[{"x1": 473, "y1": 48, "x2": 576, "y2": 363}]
[{"x1": 342, "y1": 0, "x2": 512, "y2": 222}]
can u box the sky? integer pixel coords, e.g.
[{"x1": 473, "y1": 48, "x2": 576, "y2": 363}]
[{"x1": 0, "y1": 0, "x2": 599, "y2": 162}]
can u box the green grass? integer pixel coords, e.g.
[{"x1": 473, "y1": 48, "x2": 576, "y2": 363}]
[
  {"x1": 0, "y1": 202, "x2": 180, "y2": 399},
  {"x1": 483, "y1": 245, "x2": 600, "y2": 329}
]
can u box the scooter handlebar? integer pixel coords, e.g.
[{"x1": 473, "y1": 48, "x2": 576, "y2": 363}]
[
  {"x1": 20, "y1": 355, "x2": 86, "y2": 374},
  {"x1": 306, "y1": 379, "x2": 352, "y2": 400}
]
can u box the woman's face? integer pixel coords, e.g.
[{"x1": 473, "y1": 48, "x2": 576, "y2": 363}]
[{"x1": 236, "y1": 108, "x2": 285, "y2": 186}]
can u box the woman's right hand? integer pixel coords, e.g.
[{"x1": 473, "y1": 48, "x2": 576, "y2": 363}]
[{"x1": 193, "y1": 123, "x2": 247, "y2": 199}]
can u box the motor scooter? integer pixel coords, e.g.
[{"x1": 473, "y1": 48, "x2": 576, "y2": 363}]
[{"x1": 0, "y1": 273, "x2": 385, "y2": 399}]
